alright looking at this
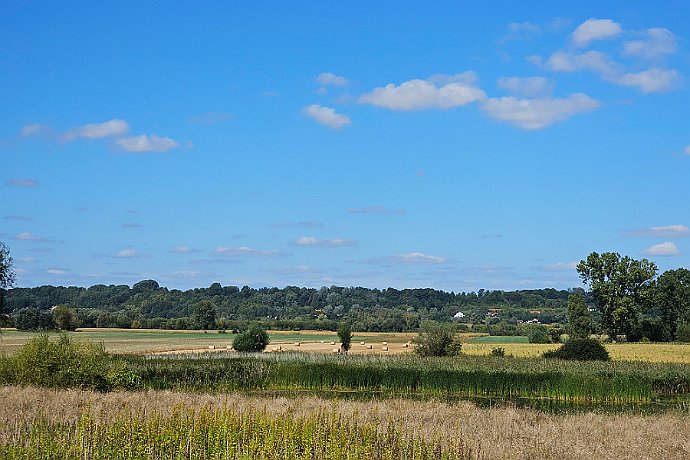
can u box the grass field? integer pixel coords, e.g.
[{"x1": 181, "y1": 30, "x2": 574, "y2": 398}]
[{"x1": 1, "y1": 386, "x2": 688, "y2": 459}]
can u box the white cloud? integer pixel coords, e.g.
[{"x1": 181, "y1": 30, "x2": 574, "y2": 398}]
[
  {"x1": 116, "y1": 134, "x2": 179, "y2": 153},
  {"x1": 572, "y1": 18, "x2": 622, "y2": 47},
  {"x1": 47, "y1": 268, "x2": 69, "y2": 275},
  {"x1": 116, "y1": 249, "x2": 138, "y2": 258},
  {"x1": 497, "y1": 76, "x2": 554, "y2": 98},
  {"x1": 64, "y1": 119, "x2": 129, "y2": 141},
  {"x1": 358, "y1": 72, "x2": 486, "y2": 111},
  {"x1": 213, "y1": 246, "x2": 286, "y2": 257},
  {"x1": 303, "y1": 104, "x2": 351, "y2": 129},
  {"x1": 623, "y1": 28, "x2": 678, "y2": 59},
  {"x1": 5, "y1": 178, "x2": 39, "y2": 187},
  {"x1": 14, "y1": 232, "x2": 49, "y2": 242},
  {"x1": 642, "y1": 242, "x2": 680, "y2": 256},
  {"x1": 627, "y1": 224, "x2": 690, "y2": 238},
  {"x1": 366, "y1": 252, "x2": 448, "y2": 265},
  {"x1": 316, "y1": 72, "x2": 349, "y2": 87},
  {"x1": 615, "y1": 68, "x2": 681, "y2": 94},
  {"x1": 17, "y1": 256, "x2": 38, "y2": 263},
  {"x1": 482, "y1": 93, "x2": 599, "y2": 130},
  {"x1": 170, "y1": 270, "x2": 202, "y2": 278},
  {"x1": 544, "y1": 261, "x2": 579, "y2": 271},
  {"x1": 170, "y1": 245, "x2": 202, "y2": 254},
  {"x1": 294, "y1": 236, "x2": 356, "y2": 247},
  {"x1": 21, "y1": 123, "x2": 50, "y2": 137},
  {"x1": 540, "y1": 50, "x2": 681, "y2": 94}
]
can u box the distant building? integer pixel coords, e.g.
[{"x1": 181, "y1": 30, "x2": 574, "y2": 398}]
[{"x1": 453, "y1": 311, "x2": 465, "y2": 319}]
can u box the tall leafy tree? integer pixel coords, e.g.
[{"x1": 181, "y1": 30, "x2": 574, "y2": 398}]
[
  {"x1": 654, "y1": 268, "x2": 690, "y2": 341},
  {"x1": 567, "y1": 293, "x2": 592, "y2": 339},
  {"x1": 337, "y1": 322, "x2": 353, "y2": 351},
  {"x1": 0, "y1": 241, "x2": 16, "y2": 321},
  {"x1": 191, "y1": 300, "x2": 217, "y2": 330},
  {"x1": 576, "y1": 252, "x2": 657, "y2": 341}
]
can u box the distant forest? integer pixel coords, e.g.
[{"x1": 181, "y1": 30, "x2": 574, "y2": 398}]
[{"x1": 3, "y1": 281, "x2": 578, "y2": 333}]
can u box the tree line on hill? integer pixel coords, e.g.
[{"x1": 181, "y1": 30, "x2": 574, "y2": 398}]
[{"x1": 1, "y1": 241, "x2": 690, "y2": 342}]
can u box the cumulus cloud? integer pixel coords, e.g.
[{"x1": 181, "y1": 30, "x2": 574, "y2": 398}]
[
  {"x1": 642, "y1": 242, "x2": 680, "y2": 256},
  {"x1": 626, "y1": 224, "x2": 690, "y2": 238},
  {"x1": 623, "y1": 28, "x2": 678, "y2": 59},
  {"x1": 316, "y1": 72, "x2": 349, "y2": 87},
  {"x1": 540, "y1": 48, "x2": 681, "y2": 93},
  {"x1": 482, "y1": 93, "x2": 599, "y2": 130},
  {"x1": 116, "y1": 134, "x2": 179, "y2": 153},
  {"x1": 497, "y1": 76, "x2": 554, "y2": 98},
  {"x1": 303, "y1": 104, "x2": 351, "y2": 129},
  {"x1": 213, "y1": 246, "x2": 286, "y2": 258},
  {"x1": 170, "y1": 245, "x2": 202, "y2": 254},
  {"x1": 116, "y1": 248, "x2": 138, "y2": 258},
  {"x1": 347, "y1": 206, "x2": 405, "y2": 215},
  {"x1": 572, "y1": 18, "x2": 622, "y2": 47},
  {"x1": 21, "y1": 123, "x2": 50, "y2": 137},
  {"x1": 358, "y1": 72, "x2": 486, "y2": 111},
  {"x1": 5, "y1": 178, "x2": 39, "y2": 187},
  {"x1": 615, "y1": 68, "x2": 681, "y2": 93},
  {"x1": 294, "y1": 236, "x2": 356, "y2": 247},
  {"x1": 64, "y1": 119, "x2": 129, "y2": 141}
]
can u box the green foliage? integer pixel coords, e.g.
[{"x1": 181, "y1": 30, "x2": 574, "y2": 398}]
[
  {"x1": 232, "y1": 325, "x2": 270, "y2": 352},
  {"x1": 190, "y1": 300, "x2": 217, "y2": 330},
  {"x1": 654, "y1": 268, "x2": 690, "y2": 341},
  {"x1": 677, "y1": 322, "x2": 690, "y2": 342},
  {"x1": 567, "y1": 293, "x2": 591, "y2": 339},
  {"x1": 337, "y1": 322, "x2": 353, "y2": 351},
  {"x1": 0, "y1": 241, "x2": 15, "y2": 319},
  {"x1": 413, "y1": 321, "x2": 462, "y2": 357},
  {"x1": 577, "y1": 252, "x2": 657, "y2": 341},
  {"x1": 543, "y1": 338, "x2": 610, "y2": 361},
  {"x1": 6, "y1": 334, "x2": 112, "y2": 390},
  {"x1": 13, "y1": 307, "x2": 55, "y2": 331},
  {"x1": 490, "y1": 347, "x2": 506, "y2": 357},
  {"x1": 52, "y1": 304, "x2": 79, "y2": 331},
  {"x1": 527, "y1": 325, "x2": 551, "y2": 343}
]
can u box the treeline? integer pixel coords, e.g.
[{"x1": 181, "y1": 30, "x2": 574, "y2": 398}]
[{"x1": 3, "y1": 281, "x2": 572, "y2": 332}]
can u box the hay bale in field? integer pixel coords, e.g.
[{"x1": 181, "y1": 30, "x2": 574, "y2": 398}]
[
  {"x1": 208, "y1": 345, "x2": 215, "y2": 350},
  {"x1": 382, "y1": 341, "x2": 387, "y2": 346},
  {"x1": 330, "y1": 341, "x2": 336, "y2": 345},
  {"x1": 382, "y1": 346, "x2": 389, "y2": 351},
  {"x1": 367, "y1": 345, "x2": 372, "y2": 349},
  {"x1": 360, "y1": 341, "x2": 366, "y2": 345},
  {"x1": 402, "y1": 343, "x2": 409, "y2": 348},
  {"x1": 332, "y1": 348, "x2": 340, "y2": 353},
  {"x1": 294, "y1": 342, "x2": 300, "y2": 346},
  {"x1": 320, "y1": 340, "x2": 325, "y2": 343},
  {"x1": 226, "y1": 345, "x2": 232, "y2": 350}
]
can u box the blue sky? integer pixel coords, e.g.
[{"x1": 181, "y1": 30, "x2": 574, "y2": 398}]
[{"x1": 2, "y1": 1, "x2": 689, "y2": 292}]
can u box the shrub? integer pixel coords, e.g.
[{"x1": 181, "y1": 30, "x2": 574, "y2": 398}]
[
  {"x1": 10, "y1": 334, "x2": 112, "y2": 390},
  {"x1": 527, "y1": 325, "x2": 551, "y2": 344},
  {"x1": 490, "y1": 347, "x2": 506, "y2": 357},
  {"x1": 543, "y1": 338, "x2": 610, "y2": 361},
  {"x1": 232, "y1": 325, "x2": 270, "y2": 352},
  {"x1": 413, "y1": 321, "x2": 462, "y2": 357}
]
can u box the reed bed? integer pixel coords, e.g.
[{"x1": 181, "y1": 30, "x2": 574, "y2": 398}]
[{"x1": 127, "y1": 353, "x2": 690, "y2": 404}]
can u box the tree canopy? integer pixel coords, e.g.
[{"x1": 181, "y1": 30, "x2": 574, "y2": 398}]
[{"x1": 577, "y1": 252, "x2": 657, "y2": 341}]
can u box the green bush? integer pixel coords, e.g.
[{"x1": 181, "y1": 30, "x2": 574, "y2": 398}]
[
  {"x1": 9, "y1": 334, "x2": 112, "y2": 390},
  {"x1": 413, "y1": 321, "x2": 462, "y2": 357},
  {"x1": 543, "y1": 338, "x2": 610, "y2": 361},
  {"x1": 232, "y1": 325, "x2": 270, "y2": 352},
  {"x1": 527, "y1": 325, "x2": 551, "y2": 343},
  {"x1": 490, "y1": 347, "x2": 506, "y2": 357}
]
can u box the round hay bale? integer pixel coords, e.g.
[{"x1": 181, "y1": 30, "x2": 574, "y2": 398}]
[
  {"x1": 382, "y1": 346, "x2": 389, "y2": 351},
  {"x1": 208, "y1": 345, "x2": 216, "y2": 350}
]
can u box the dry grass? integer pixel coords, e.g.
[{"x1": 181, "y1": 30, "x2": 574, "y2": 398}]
[{"x1": 0, "y1": 386, "x2": 687, "y2": 459}]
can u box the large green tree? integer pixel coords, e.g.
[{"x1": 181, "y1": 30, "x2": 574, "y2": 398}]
[
  {"x1": 576, "y1": 252, "x2": 657, "y2": 341},
  {"x1": 0, "y1": 241, "x2": 16, "y2": 322},
  {"x1": 567, "y1": 293, "x2": 591, "y2": 339},
  {"x1": 654, "y1": 268, "x2": 690, "y2": 341}
]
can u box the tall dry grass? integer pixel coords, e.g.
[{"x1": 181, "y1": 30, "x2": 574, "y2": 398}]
[{"x1": 0, "y1": 386, "x2": 687, "y2": 459}]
